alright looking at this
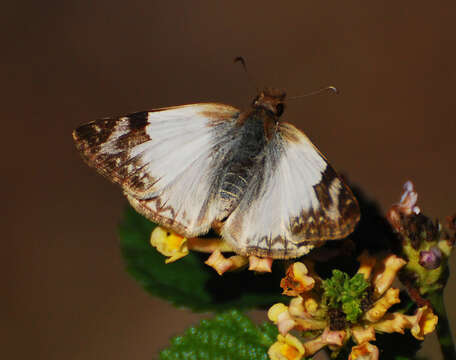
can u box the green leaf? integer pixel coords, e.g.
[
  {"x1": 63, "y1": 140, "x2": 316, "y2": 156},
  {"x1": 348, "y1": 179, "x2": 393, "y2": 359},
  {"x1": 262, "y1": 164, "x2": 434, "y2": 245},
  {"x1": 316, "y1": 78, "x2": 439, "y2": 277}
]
[
  {"x1": 322, "y1": 270, "x2": 369, "y2": 323},
  {"x1": 160, "y1": 310, "x2": 277, "y2": 360},
  {"x1": 119, "y1": 206, "x2": 286, "y2": 311}
]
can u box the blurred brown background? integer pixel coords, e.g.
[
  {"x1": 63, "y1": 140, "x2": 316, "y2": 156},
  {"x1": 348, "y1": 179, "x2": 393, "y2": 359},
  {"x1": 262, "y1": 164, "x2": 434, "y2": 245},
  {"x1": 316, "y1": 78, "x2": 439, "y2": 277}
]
[{"x1": 2, "y1": 1, "x2": 455, "y2": 359}]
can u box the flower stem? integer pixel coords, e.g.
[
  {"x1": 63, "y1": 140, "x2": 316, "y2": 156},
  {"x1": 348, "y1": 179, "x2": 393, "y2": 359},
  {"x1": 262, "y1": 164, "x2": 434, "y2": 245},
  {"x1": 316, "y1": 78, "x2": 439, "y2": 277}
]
[{"x1": 428, "y1": 291, "x2": 456, "y2": 359}]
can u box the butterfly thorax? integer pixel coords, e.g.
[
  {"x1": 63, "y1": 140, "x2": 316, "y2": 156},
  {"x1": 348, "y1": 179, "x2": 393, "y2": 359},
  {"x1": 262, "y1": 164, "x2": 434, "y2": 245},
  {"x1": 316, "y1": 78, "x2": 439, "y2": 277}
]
[{"x1": 249, "y1": 88, "x2": 286, "y2": 140}]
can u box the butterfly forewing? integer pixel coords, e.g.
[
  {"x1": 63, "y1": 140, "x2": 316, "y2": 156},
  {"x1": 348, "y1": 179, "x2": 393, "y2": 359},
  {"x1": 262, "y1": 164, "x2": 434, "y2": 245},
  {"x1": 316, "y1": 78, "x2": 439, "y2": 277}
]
[
  {"x1": 221, "y1": 122, "x2": 359, "y2": 259},
  {"x1": 73, "y1": 104, "x2": 242, "y2": 237}
]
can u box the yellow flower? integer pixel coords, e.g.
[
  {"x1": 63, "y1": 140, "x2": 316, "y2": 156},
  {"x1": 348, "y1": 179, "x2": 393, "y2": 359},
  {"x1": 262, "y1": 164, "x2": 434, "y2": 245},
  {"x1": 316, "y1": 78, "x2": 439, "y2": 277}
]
[
  {"x1": 372, "y1": 306, "x2": 438, "y2": 339},
  {"x1": 406, "y1": 305, "x2": 439, "y2": 340},
  {"x1": 363, "y1": 288, "x2": 400, "y2": 322},
  {"x1": 150, "y1": 227, "x2": 189, "y2": 263},
  {"x1": 373, "y1": 312, "x2": 410, "y2": 334},
  {"x1": 248, "y1": 255, "x2": 273, "y2": 273},
  {"x1": 289, "y1": 296, "x2": 319, "y2": 317},
  {"x1": 204, "y1": 250, "x2": 248, "y2": 275},
  {"x1": 268, "y1": 334, "x2": 305, "y2": 360},
  {"x1": 268, "y1": 303, "x2": 289, "y2": 322},
  {"x1": 268, "y1": 303, "x2": 298, "y2": 335},
  {"x1": 280, "y1": 262, "x2": 315, "y2": 296},
  {"x1": 371, "y1": 254, "x2": 406, "y2": 297},
  {"x1": 352, "y1": 325, "x2": 376, "y2": 344},
  {"x1": 349, "y1": 342, "x2": 379, "y2": 360},
  {"x1": 271, "y1": 298, "x2": 327, "y2": 333},
  {"x1": 301, "y1": 328, "x2": 346, "y2": 356}
]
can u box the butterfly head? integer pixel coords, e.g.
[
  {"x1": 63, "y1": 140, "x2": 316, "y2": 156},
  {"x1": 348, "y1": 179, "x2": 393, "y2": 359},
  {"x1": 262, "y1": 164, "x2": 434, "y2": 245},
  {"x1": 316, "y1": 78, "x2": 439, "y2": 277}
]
[{"x1": 252, "y1": 88, "x2": 286, "y2": 117}]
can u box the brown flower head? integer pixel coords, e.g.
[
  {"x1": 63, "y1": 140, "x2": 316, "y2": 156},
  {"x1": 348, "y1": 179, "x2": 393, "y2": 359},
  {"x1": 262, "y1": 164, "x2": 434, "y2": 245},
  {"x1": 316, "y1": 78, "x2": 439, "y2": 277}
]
[{"x1": 387, "y1": 181, "x2": 456, "y2": 296}]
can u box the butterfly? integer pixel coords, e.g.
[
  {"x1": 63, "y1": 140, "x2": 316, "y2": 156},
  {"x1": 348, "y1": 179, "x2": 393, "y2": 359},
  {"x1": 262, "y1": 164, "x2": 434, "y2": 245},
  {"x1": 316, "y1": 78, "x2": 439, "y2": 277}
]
[{"x1": 73, "y1": 87, "x2": 360, "y2": 259}]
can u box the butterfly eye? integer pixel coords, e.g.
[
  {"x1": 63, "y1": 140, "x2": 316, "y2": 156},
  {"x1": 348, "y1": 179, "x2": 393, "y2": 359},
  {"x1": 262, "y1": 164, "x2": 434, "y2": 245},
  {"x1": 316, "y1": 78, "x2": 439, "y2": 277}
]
[
  {"x1": 252, "y1": 96, "x2": 259, "y2": 106},
  {"x1": 276, "y1": 103, "x2": 284, "y2": 117}
]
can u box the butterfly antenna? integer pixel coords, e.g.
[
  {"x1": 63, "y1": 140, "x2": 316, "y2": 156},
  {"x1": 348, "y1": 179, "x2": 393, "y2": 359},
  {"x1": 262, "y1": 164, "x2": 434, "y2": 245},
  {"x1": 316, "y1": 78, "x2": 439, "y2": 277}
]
[
  {"x1": 288, "y1": 86, "x2": 339, "y2": 100},
  {"x1": 234, "y1": 56, "x2": 259, "y2": 93}
]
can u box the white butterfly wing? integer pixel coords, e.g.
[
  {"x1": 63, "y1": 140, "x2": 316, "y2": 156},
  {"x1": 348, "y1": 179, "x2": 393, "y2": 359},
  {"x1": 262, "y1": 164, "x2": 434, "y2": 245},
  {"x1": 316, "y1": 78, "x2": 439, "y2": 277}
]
[
  {"x1": 221, "y1": 122, "x2": 360, "y2": 259},
  {"x1": 73, "y1": 104, "x2": 241, "y2": 237}
]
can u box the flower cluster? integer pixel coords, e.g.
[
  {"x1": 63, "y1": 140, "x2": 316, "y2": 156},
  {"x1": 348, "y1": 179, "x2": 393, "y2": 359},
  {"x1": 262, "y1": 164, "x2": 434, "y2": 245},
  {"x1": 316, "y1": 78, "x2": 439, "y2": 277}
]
[
  {"x1": 267, "y1": 254, "x2": 438, "y2": 360},
  {"x1": 387, "y1": 181, "x2": 456, "y2": 297},
  {"x1": 149, "y1": 226, "x2": 273, "y2": 273}
]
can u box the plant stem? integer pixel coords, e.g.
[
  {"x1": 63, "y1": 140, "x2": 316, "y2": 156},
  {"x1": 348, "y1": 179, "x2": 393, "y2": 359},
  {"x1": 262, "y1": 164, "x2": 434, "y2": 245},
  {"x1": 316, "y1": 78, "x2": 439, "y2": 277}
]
[{"x1": 428, "y1": 291, "x2": 456, "y2": 360}]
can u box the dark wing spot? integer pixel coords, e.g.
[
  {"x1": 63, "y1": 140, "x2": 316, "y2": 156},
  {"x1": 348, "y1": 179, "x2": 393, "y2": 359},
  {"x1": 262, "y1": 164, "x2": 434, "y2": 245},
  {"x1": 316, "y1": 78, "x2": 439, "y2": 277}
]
[
  {"x1": 73, "y1": 118, "x2": 116, "y2": 148},
  {"x1": 313, "y1": 166, "x2": 338, "y2": 211},
  {"x1": 127, "y1": 111, "x2": 149, "y2": 130}
]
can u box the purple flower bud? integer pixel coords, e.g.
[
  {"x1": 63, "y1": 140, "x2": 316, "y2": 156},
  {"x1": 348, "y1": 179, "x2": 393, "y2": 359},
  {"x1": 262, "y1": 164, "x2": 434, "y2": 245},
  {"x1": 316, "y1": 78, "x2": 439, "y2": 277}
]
[{"x1": 419, "y1": 247, "x2": 442, "y2": 269}]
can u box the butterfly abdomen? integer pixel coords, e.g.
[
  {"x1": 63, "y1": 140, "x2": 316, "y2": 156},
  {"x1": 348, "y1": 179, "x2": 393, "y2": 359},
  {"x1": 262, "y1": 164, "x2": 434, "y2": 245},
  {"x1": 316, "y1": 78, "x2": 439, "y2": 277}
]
[
  {"x1": 217, "y1": 112, "x2": 269, "y2": 217},
  {"x1": 219, "y1": 166, "x2": 250, "y2": 201}
]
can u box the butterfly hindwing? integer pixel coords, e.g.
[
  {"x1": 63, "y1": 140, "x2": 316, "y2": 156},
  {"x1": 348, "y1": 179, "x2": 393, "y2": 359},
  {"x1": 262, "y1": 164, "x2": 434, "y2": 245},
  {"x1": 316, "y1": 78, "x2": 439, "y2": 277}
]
[
  {"x1": 73, "y1": 103, "x2": 242, "y2": 237},
  {"x1": 221, "y1": 122, "x2": 360, "y2": 259}
]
